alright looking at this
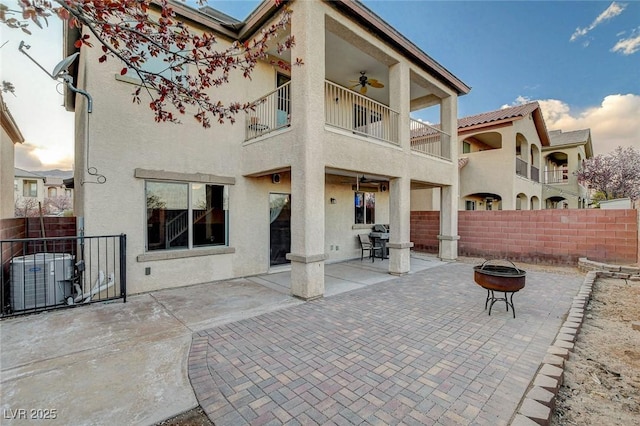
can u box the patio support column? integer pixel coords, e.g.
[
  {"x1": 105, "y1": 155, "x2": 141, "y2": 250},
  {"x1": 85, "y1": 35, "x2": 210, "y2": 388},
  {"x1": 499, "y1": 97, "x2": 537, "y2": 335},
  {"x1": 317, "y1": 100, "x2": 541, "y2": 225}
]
[
  {"x1": 286, "y1": 0, "x2": 325, "y2": 300},
  {"x1": 439, "y1": 95, "x2": 459, "y2": 260},
  {"x1": 388, "y1": 176, "x2": 413, "y2": 275},
  {"x1": 388, "y1": 61, "x2": 412, "y2": 275}
]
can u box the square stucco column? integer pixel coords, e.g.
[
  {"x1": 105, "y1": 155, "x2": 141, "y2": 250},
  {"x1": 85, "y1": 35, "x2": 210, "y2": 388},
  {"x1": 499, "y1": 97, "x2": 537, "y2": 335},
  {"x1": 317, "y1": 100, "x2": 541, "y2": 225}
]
[
  {"x1": 439, "y1": 95, "x2": 459, "y2": 261},
  {"x1": 387, "y1": 62, "x2": 413, "y2": 274},
  {"x1": 285, "y1": 0, "x2": 326, "y2": 300},
  {"x1": 388, "y1": 177, "x2": 413, "y2": 275}
]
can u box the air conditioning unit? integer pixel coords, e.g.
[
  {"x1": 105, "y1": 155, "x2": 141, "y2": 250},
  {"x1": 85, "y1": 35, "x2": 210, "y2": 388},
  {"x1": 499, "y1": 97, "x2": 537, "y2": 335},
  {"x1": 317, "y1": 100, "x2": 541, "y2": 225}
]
[{"x1": 10, "y1": 253, "x2": 74, "y2": 311}]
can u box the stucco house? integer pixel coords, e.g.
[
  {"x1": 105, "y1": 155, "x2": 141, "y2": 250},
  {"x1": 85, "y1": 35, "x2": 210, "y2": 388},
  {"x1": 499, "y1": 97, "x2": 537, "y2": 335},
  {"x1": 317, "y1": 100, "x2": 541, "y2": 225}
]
[
  {"x1": 1, "y1": 93, "x2": 25, "y2": 219},
  {"x1": 542, "y1": 129, "x2": 593, "y2": 209},
  {"x1": 13, "y1": 168, "x2": 46, "y2": 216},
  {"x1": 62, "y1": 0, "x2": 470, "y2": 298},
  {"x1": 457, "y1": 102, "x2": 549, "y2": 211}
]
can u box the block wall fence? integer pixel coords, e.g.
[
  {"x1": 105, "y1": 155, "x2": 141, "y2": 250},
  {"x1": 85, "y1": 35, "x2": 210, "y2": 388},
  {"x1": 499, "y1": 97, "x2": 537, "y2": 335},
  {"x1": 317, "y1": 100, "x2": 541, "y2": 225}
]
[{"x1": 411, "y1": 209, "x2": 639, "y2": 265}]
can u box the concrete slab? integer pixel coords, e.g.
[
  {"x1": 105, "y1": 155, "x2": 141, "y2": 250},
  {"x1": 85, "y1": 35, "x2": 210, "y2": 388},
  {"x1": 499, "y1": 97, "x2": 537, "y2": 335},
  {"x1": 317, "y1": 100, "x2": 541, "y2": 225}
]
[{"x1": 1, "y1": 256, "x2": 582, "y2": 426}]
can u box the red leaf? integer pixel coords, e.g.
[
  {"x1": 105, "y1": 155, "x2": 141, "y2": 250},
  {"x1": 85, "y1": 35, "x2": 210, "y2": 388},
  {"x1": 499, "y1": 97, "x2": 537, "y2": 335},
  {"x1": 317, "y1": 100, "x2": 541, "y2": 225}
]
[
  {"x1": 98, "y1": 55, "x2": 107, "y2": 63},
  {"x1": 74, "y1": 40, "x2": 82, "y2": 49},
  {"x1": 120, "y1": 67, "x2": 128, "y2": 76}
]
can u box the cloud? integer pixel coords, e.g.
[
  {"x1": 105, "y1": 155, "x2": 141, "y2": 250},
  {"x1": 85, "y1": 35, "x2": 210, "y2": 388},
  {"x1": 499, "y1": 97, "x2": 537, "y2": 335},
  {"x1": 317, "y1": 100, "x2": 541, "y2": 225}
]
[
  {"x1": 611, "y1": 28, "x2": 640, "y2": 55},
  {"x1": 505, "y1": 94, "x2": 640, "y2": 155},
  {"x1": 570, "y1": 2, "x2": 627, "y2": 41},
  {"x1": 14, "y1": 143, "x2": 45, "y2": 170}
]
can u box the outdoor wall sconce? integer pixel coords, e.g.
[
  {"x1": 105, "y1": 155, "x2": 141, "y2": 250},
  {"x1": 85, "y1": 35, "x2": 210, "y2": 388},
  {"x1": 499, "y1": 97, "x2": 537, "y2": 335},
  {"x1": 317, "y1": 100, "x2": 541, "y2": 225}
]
[{"x1": 330, "y1": 198, "x2": 337, "y2": 204}]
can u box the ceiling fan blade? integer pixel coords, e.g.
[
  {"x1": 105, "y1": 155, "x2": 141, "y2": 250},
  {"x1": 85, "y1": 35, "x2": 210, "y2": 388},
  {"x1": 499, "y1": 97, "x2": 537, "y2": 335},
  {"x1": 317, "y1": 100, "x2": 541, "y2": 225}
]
[
  {"x1": 360, "y1": 85, "x2": 368, "y2": 95},
  {"x1": 368, "y1": 80, "x2": 384, "y2": 88},
  {"x1": 349, "y1": 83, "x2": 361, "y2": 90}
]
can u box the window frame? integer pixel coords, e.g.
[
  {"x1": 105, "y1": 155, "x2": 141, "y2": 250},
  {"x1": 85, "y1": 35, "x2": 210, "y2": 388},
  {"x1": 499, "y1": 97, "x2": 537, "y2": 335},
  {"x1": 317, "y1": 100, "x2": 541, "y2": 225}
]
[
  {"x1": 144, "y1": 180, "x2": 229, "y2": 252},
  {"x1": 354, "y1": 191, "x2": 376, "y2": 225},
  {"x1": 23, "y1": 180, "x2": 38, "y2": 197}
]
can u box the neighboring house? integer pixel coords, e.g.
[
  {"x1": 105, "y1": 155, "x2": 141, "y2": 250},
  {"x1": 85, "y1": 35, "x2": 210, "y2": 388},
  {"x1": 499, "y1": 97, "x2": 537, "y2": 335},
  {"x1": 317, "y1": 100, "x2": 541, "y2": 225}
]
[
  {"x1": 457, "y1": 102, "x2": 549, "y2": 211},
  {"x1": 542, "y1": 129, "x2": 593, "y2": 209},
  {"x1": 43, "y1": 176, "x2": 74, "y2": 215},
  {"x1": 1, "y1": 93, "x2": 25, "y2": 219},
  {"x1": 63, "y1": 0, "x2": 470, "y2": 298},
  {"x1": 14, "y1": 168, "x2": 46, "y2": 215}
]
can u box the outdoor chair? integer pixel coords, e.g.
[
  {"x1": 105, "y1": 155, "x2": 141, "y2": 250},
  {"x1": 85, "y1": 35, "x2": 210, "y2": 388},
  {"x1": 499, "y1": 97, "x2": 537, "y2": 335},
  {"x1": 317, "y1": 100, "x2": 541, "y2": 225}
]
[{"x1": 358, "y1": 234, "x2": 383, "y2": 262}]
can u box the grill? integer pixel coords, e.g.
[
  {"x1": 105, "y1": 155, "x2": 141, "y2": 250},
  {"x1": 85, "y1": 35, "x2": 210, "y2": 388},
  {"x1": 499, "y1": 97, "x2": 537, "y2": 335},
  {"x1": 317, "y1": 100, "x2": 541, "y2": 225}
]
[
  {"x1": 369, "y1": 224, "x2": 389, "y2": 259},
  {"x1": 473, "y1": 260, "x2": 526, "y2": 318}
]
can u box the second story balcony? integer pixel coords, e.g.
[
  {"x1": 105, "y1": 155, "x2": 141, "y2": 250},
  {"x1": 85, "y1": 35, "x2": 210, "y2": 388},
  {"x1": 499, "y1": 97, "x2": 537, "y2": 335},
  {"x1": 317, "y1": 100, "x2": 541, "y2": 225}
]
[{"x1": 244, "y1": 80, "x2": 452, "y2": 162}]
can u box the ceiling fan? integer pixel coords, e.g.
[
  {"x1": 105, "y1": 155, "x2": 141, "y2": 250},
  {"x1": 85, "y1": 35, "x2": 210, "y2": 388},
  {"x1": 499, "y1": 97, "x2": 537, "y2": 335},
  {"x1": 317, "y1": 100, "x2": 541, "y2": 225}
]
[{"x1": 349, "y1": 71, "x2": 384, "y2": 95}]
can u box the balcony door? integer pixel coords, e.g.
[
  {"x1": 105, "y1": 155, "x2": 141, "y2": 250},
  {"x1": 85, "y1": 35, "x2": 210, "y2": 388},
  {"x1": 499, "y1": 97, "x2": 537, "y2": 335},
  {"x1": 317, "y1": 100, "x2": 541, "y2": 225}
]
[{"x1": 269, "y1": 193, "x2": 291, "y2": 266}]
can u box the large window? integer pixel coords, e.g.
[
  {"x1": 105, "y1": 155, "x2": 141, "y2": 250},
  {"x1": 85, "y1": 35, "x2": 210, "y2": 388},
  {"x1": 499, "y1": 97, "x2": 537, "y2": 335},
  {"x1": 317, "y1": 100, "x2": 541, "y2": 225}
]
[
  {"x1": 146, "y1": 181, "x2": 228, "y2": 251},
  {"x1": 23, "y1": 180, "x2": 37, "y2": 197},
  {"x1": 354, "y1": 191, "x2": 375, "y2": 224}
]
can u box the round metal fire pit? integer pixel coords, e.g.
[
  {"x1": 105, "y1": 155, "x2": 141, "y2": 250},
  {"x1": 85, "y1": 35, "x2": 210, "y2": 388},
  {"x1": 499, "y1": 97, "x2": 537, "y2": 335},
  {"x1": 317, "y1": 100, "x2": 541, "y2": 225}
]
[{"x1": 473, "y1": 260, "x2": 526, "y2": 318}]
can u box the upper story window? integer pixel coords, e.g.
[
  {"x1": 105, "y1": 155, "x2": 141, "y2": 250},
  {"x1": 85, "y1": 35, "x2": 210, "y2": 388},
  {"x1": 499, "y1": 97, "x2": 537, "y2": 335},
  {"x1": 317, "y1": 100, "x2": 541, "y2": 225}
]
[
  {"x1": 355, "y1": 191, "x2": 375, "y2": 224},
  {"x1": 23, "y1": 180, "x2": 37, "y2": 197},
  {"x1": 48, "y1": 187, "x2": 57, "y2": 197},
  {"x1": 120, "y1": 50, "x2": 188, "y2": 85},
  {"x1": 146, "y1": 181, "x2": 229, "y2": 252},
  {"x1": 465, "y1": 200, "x2": 475, "y2": 211},
  {"x1": 463, "y1": 141, "x2": 471, "y2": 154}
]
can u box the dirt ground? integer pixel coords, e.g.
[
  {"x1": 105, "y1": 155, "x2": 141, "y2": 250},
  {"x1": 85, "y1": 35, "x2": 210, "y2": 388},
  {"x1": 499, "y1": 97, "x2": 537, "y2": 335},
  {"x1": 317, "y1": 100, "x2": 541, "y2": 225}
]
[{"x1": 552, "y1": 276, "x2": 640, "y2": 425}]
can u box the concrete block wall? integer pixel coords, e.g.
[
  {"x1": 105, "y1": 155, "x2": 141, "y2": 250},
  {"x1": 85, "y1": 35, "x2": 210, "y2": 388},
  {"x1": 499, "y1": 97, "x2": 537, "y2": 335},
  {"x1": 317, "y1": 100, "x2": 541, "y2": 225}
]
[{"x1": 410, "y1": 209, "x2": 638, "y2": 265}]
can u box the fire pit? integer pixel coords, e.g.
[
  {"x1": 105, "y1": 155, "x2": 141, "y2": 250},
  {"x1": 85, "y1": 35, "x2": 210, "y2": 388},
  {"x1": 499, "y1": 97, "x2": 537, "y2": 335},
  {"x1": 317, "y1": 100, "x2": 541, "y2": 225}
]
[{"x1": 473, "y1": 260, "x2": 526, "y2": 318}]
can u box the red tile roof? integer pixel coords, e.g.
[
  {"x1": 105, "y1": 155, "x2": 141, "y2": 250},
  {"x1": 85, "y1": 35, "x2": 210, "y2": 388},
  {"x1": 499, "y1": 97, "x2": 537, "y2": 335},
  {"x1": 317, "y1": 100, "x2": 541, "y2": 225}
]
[{"x1": 458, "y1": 102, "x2": 540, "y2": 129}]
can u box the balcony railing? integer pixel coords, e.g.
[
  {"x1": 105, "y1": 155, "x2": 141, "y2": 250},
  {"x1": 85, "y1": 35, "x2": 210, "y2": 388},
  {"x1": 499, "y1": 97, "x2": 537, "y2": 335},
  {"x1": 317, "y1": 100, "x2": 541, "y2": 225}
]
[
  {"x1": 531, "y1": 165, "x2": 540, "y2": 183},
  {"x1": 246, "y1": 81, "x2": 291, "y2": 141},
  {"x1": 516, "y1": 158, "x2": 528, "y2": 177},
  {"x1": 325, "y1": 80, "x2": 399, "y2": 145},
  {"x1": 410, "y1": 119, "x2": 451, "y2": 160},
  {"x1": 545, "y1": 169, "x2": 568, "y2": 184}
]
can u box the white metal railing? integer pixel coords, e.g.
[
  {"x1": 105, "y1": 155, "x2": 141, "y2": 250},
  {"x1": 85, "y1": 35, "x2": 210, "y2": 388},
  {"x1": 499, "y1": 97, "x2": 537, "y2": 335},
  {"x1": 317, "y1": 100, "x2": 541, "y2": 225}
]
[
  {"x1": 409, "y1": 119, "x2": 451, "y2": 160},
  {"x1": 325, "y1": 80, "x2": 399, "y2": 145},
  {"x1": 246, "y1": 81, "x2": 291, "y2": 141}
]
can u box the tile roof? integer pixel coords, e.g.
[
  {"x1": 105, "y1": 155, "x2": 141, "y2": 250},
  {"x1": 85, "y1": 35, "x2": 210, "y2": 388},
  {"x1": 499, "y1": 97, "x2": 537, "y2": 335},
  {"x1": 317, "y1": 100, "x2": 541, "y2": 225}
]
[
  {"x1": 458, "y1": 102, "x2": 540, "y2": 129},
  {"x1": 14, "y1": 168, "x2": 45, "y2": 179},
  {"x1": 548, "y1": 129, "x2": 591, "y2": 146}
]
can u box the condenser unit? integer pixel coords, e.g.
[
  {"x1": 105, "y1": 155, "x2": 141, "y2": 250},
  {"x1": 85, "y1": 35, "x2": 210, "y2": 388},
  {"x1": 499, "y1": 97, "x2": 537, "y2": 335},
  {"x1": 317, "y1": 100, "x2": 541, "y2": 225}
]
[{"x1": 10, "y1": 253, "x2": 74, "y2": 311}]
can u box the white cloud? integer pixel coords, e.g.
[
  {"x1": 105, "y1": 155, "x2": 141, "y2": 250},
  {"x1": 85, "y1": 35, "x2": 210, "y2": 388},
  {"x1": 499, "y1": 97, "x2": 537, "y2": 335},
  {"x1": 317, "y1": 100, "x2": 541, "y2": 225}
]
[
  {"x1": 570, "y1": 2, "x2": 627, "y2": 41},
  {"x1": 611, "y1": 29, "x2": 640, "y2": 55},
  {"x1": 539, "y1": 95, "x2": 640, "y2": 155},
  {"x1": 504, "y1": 94, "x2": 640, "y2": 155}
]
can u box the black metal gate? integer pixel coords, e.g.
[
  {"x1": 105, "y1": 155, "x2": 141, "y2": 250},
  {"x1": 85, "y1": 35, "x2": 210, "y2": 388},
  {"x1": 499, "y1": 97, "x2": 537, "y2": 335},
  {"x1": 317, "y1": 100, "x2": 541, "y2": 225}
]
[{"x1": 1, "y1": 234, "x2": 126, "y2": 317}]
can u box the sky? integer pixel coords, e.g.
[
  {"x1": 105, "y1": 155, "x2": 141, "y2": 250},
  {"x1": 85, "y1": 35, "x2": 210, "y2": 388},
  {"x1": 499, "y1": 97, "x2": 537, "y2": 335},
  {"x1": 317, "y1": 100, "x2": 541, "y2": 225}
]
[{"x1": 1, "y1": 0, "x2": 639, "y2": 171}]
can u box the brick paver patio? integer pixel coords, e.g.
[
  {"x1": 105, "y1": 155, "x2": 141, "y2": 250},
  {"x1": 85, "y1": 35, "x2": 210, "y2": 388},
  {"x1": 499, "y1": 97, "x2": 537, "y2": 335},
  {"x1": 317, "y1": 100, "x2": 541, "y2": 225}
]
[{"x1": 189, "y1": 262, "x2": 582, "y2": 425}]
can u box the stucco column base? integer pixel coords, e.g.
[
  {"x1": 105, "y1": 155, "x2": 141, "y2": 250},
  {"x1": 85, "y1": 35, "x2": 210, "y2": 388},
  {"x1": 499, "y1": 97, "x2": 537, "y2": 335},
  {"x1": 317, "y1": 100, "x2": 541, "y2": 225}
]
[
  {"x1": 388, "y1": 242, "x2": 414, "y2": 276},
  {"x1": 438, "y1": 235, "x2": 459, "y2": 261},
  {"x1": 286, "y1": 253, "x2": 326, "y2": 300}
]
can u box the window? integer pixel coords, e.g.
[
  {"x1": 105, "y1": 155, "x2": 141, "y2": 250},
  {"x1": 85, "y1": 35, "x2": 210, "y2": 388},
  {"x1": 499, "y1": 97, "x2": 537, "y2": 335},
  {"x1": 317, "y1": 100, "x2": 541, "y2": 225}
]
[
  {"x1": 465, "y1": 200, "x2": 476, "y2": 211},
  {"x1": 354, "y1": 191, "x2": 375, "y2": 224},
  {"x1": 121, "y1": 49, "x2": 188, "y2": 85},
  {"x1": 463, "y1": 141, "x2": 471, "y2": 154},
  {"x1": 48, "y1": 187, "x2": 57, "y2": 197},
  {"x1": 146, "y1": 181, "x2": 228, "y2": 251},
  {"x1": 23, "y1": 180, "x2": 37, "y2": 197},
  {"x1": 14, "y1": 180, "x2": 18, "y2": 191}
]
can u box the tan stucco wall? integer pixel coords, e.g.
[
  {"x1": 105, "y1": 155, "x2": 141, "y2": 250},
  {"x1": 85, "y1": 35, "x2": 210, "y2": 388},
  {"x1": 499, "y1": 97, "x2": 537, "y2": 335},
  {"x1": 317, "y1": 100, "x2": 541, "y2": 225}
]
[
  {"x1": 1, "y1": 130, "x2": 15, "y2": 218},
  {"x1": 72, "y1": 0, "x2": 461, "y2": 294},
  {"x1": 459, "y1": 117, "x2": 543, "y2": 210}
]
